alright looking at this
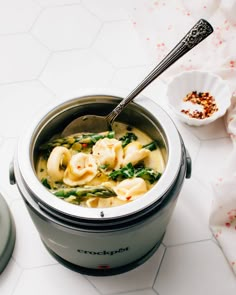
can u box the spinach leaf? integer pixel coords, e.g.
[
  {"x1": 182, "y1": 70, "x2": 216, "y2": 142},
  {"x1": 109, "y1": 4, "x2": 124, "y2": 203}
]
[
  {"x1": 119, "y1": 132, "x2": 138, "y2": 147},
  {"x1": 109, "y1": 163, "x2": 161, "y2": 184}
]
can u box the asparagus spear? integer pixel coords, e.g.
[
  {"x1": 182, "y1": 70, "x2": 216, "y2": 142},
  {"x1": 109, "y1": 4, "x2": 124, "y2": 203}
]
[
  {"x1": 40, "y1": 131, "x2": 115, "y2": 152},
  {"x1": 53, "y1": 185, "x2": 116, "y2": 199}
]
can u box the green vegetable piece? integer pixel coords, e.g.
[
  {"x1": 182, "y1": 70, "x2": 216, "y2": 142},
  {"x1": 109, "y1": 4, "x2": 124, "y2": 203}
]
[
  {"x1": 142, "y1": 141, "x2": 158, "y2": 151},
  {"x1": 109, "y1": 163, "x2": 134, "y2": 181},
  {"x1": 119, "y1": 132, "x2": 138, "y2": 147},
  {"x1": 53, "y1": 185, "x2": 116, "y2": 199},
  {"x1": 40, "y1": 131, "x2": 115, "y2": 152},
  {"x1": 41, "y1": 178, "x2": 51, "y2": 189},
  {"x1": 109, "y1": 163, "x2": 161, "y2": 184},
  {"x1": 135, "y1": 167, "x2": 161, "y2": 184}
]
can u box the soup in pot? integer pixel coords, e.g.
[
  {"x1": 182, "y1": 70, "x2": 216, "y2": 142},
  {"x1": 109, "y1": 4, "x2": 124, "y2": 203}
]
[{"x1": 36, "y1": 122, "x2": 166, "y2": 208}]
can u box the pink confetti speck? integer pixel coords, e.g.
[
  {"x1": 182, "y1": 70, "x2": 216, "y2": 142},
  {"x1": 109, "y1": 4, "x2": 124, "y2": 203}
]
[
  {"x1": 203, "y1": 5, "x2": 207, "y2": 9},
  {"x1": 146, "y1": 37, "x2": 150, "y2": 41},
  {"x1": 230, "y1": 60, "x2": 235, "y2": 68},
  {"x1": 133, "y1": 21, "x2": 137, "y2": 26}
]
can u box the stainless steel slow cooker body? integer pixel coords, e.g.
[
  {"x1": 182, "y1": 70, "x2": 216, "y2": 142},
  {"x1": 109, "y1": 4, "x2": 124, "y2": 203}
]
[{"x1": 11, "y1": 92, "x2": 191, "y2": 276}]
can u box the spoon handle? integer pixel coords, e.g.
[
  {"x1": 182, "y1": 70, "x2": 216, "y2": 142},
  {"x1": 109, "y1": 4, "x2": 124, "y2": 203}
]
[{"x1": 106, "y1": 18, "x2": 213, "y2": 125}]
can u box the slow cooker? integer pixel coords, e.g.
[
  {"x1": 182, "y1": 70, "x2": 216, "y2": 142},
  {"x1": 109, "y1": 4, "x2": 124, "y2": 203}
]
[{"x1": 10, "y1": 92, "x2": 191, "y2": 276}]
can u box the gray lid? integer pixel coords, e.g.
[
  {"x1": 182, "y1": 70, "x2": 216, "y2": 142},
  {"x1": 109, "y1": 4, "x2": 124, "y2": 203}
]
[{"x1": 0, "y1": 193, "x2": 16, "y2": 274}]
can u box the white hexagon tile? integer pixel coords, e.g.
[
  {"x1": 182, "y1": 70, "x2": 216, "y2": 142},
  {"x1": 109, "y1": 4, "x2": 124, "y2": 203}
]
[
  {"x1": 93, "y1": 20, "x2": 149, "y2": 67},
  {"x1": 81, "y1": 0, "x2": 129, "y2": 21},
  {"x1": 0, "y1": 259, "x2": 22, "y2": 295},
  {"x1": 0, "y1": 0, "x2": 41, "y2": 34},
  {"x1": 0, "y1": 1, "x2": 236, "y2": 295},
  {"x1": 31, "y1": 5, "x2": 101, "y2": 50},
  {"x1": 40, "y1": 49, "x2": 115, "y2": 96},
  {"x1": 35, "y1": 0, "x2": 81, "y2": 7},
  {"x1": 0, "y1": 81, "x2": 56, "y2": 137},
  {"x1": 0, "y1": 34, "x2": 50, "y2": 84}
]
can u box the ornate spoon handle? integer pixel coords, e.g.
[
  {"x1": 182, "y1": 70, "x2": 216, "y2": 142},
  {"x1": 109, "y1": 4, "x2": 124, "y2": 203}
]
[{"x1": 106, "y1": 19, "x2": 213, "y2": 125}]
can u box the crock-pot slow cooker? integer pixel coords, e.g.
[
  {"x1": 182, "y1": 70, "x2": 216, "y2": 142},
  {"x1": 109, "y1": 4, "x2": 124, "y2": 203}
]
[{"x1": 10, "y1": 92, "x2": 191, "y2": 276}]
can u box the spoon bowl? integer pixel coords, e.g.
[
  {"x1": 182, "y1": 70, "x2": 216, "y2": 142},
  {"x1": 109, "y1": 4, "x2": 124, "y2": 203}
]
[{"x1": 62, "y1": 19, "x2": 213, "y2": 136}]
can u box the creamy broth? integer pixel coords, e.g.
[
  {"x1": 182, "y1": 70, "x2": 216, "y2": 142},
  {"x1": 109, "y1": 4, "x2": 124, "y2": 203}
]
[{"x1": 36, "y1": 122, "x2": 166, "y2": 208}]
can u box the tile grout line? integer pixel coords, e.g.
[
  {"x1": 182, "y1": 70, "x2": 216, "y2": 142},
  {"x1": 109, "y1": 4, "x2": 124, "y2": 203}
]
[
  {"x1": 151, "y1": 244, "x2": 167, "y2": 291},
  {"x1": 165, "y1": 237, "x2": 214, "y2": 249}
]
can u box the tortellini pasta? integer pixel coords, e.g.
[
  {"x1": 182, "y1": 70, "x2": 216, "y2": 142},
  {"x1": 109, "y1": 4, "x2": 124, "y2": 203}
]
[
  {"x1": 92, "y1": 138, "x2": 123, "y2": 170},
  {"x1": 63, "y1": 153, "x2": 98, "y2": 186},
  {"x1": 114, "y1": 178, "x2": 147, "y2": 201},
  {"x1": 86, "y1": 196, "x2": 127, "y2": 208},
  {"x1": 123, "y1": 142, "x2": 151, "y2": 166},
  {"x1": 37, "y1": 122, "x2": 165, "y2": 208},
  {"x1": 47, "y1": 146, "x2": 71, "y2": 182}
]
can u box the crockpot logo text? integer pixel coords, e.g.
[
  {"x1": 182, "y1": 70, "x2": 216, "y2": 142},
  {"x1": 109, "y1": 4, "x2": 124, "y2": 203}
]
[{"x1": 77, "y1": 247, "x2": 129, "y2": 256}]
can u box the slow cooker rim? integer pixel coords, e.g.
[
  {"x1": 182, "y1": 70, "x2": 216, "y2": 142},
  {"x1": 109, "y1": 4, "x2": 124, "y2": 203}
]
[{"x1": 16, "y1": 92, "x2": 183, "y2": 220}]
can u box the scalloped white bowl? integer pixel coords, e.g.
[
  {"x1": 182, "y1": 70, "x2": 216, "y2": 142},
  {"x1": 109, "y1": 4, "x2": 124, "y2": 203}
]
[{"x1": 167, "y1": 71, "x2": 232, "y2": 126}]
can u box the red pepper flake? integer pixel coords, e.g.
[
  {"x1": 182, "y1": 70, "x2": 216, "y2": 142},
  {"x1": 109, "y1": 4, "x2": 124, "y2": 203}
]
[
  {"x1": 225, "y1": 222, "x2": 231, "y2": 228},
  {"x1": 126, "y1": 196, "x2": 132, "y2": 201},
  {"x1": 181, "y1": 91, "x2": 218, "y2": 119},
  {"x1": 82, "y1": 143, "x2": 88, "y2": 148}
]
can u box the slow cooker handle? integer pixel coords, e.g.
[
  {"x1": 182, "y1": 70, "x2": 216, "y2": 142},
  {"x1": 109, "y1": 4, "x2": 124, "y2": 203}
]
[
  {"x1": 185, "y1": 149, "x2": 192, "y2": 179},
  {"x1": 9, "y1": 160, "x2": 16, "y2": 185}
]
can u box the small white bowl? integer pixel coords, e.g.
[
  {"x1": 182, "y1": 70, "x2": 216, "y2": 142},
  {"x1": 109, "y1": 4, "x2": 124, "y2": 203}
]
[{"x1": 167, "y1": 71, "x2": 232, "y2": 126}]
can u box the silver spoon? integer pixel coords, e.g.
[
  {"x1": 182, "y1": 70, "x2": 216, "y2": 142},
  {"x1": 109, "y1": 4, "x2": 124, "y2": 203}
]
[{"x1": 62, "y1": 19, "x2": 213, "y2": 135}]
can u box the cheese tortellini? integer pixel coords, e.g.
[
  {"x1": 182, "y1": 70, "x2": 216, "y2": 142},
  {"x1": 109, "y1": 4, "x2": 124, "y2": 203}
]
[
  {"x1": 92, "y1": 138, "x2": 123, "y2": 170},
  {"x1": 114, "y1": 178, "x2": 147, "y2": 201},
  {"x1": 123, "y1": 141, "x2": 151, "y2": 166},
  {"x1": 47, "y1": 146, "x2": 71, "y2": 182},
  {"x1": 37, "y1": 122, "x2": 165, "y2": 208},
  {"x1": 63, "y1": 153, "x2": 98, "y2": 186}
]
